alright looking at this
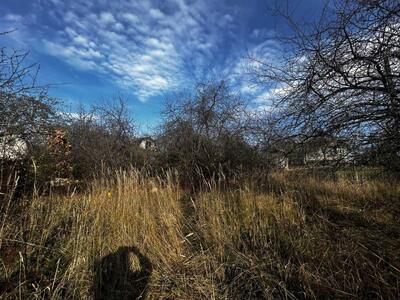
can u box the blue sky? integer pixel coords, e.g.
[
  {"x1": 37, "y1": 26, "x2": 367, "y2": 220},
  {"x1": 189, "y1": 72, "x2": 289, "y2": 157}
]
[{"x1": 0, "y1": 0, "x2": 324, "y2": 133}]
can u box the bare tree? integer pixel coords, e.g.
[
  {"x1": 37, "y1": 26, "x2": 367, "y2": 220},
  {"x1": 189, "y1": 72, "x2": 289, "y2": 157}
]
[
  {"x1": 158, "y1": 80, "x2": 259, "y2": 186},
  {"x1": 65, "y1": 96, "x2": 139, "y2": 179},
  {"x1": 0, "y1": 33, "x2": 57, "y2": 144},
  {"x1": 252, "y1": 0, "x2": 400, "y2": 169},
  {"x1": 94, "y1": 95, "x2": 136, "y2": 147},
  {"x1": 163, "y1": 81, "x2": 248, "y2": 138}
]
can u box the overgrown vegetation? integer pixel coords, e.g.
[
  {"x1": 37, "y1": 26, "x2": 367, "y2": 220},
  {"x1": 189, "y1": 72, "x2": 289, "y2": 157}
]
[
  {"x1": 1, "y1": 170, "x2": 399, "y2": 299},
  {"x1": 1, "y1": 0, "x2": 400, "y2": 298}
]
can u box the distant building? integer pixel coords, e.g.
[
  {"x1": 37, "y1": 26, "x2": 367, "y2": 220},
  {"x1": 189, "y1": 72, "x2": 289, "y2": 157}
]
[
  {"x1": 266, "y1": 137, "x2": 352, "y2": 169},
  {"x1": 303, "y1": 138, "x2": 350, "y2": 165},
  {"x1": 137, "y1": 137, "x2": 156, "y2": 150}
]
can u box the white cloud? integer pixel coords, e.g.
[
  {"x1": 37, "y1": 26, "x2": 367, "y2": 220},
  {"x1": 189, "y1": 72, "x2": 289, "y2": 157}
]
[
  {"x1": 2, "y1": 0, "x2": 283, "y2": 104},
  {"x1": 112, "y1": 22, "x2": 124, "y2": 31},
  {"x1": 58, "y1": 111, "x2": 100, "y2": 120},
  {"x1": 37, "y1": 0, "x2": 242, "y2": 102},
  {"x1": 122, "y1": 13, "x2": 139, "y2": 24},
  {"x1": 73, "y1": 35, "x2": 89, "y2": 46},
  {"x1": 254, "y1": 89, "x2": 278, "y2": 103},
  {"x1": 252, "y1": 85, "x2": 291, "y2": 114},
  {"x1": 149, "y1": 8, "x2": 165, "y2": 19},
  {"x1": 99, "y1": 12, "x2": 116, "y2": 25},
  {"x1": 43, "y1": 40, "x2": 99, "y2": 70},
  {"x1": 4, "y1": 14, "x2": 23, "y2": 22},
  {"x1": 240, "y1": 84, "x2": 259, "y2": 95}
]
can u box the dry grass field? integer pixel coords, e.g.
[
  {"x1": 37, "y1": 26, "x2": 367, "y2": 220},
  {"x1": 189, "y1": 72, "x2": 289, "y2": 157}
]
[{"x1": 1, "y1": 170, "x2": 399, "y2": 299}]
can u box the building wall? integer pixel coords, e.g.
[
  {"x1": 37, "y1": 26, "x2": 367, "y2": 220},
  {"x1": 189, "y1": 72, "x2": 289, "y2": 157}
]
[
  {"x1": 139, "y1": 139, "x2": 155, "y2": 150},
  {"x1": 304, "y1": 146, "x2": 349, "y2": 164}
]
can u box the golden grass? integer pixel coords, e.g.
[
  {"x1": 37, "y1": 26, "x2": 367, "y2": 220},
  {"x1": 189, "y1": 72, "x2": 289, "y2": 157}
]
[{"x1": 1, "y1": 170, "x2": 399, "y2": 299}]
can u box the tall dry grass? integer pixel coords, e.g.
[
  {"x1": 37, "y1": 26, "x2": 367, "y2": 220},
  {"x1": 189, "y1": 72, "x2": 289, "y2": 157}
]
[{"x1": 0, "y1": 169, "x2": 399, "y2": 299}]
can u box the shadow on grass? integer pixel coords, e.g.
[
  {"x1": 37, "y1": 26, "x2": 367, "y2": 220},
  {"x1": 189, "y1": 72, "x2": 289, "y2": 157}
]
[{"x1": 94, "y1": 246, "x2": 152, "y2": 300}]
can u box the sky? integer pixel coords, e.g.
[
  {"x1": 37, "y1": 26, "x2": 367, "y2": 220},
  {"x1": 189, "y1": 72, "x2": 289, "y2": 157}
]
[{"x1": 0, "y1": 0, "x2": 325, "y2": 133}]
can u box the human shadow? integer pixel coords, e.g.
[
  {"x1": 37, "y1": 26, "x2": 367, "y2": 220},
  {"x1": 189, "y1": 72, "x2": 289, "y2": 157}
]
[{"x1": 93, "y1": 246, "x2": 152, "y2": 300}]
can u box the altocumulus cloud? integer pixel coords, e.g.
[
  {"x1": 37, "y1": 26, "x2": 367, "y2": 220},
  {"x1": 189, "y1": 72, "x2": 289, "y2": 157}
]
[
  {"x1": 0, "y1": 0, "x2": 287, "y2": 108},
  {"x1": 4, "y1": 0, "x2": 249, "y2": 102}
]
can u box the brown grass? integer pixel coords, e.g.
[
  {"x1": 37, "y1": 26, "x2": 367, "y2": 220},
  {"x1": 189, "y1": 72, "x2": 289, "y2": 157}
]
[{"x1": 1, "y1": 169, "x2": 399, "y2": 299}]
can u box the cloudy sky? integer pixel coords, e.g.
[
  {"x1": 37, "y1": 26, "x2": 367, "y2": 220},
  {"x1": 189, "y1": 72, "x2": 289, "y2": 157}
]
[{"x1": 0, "y1": 0, "x2": 324, "y2": 132}]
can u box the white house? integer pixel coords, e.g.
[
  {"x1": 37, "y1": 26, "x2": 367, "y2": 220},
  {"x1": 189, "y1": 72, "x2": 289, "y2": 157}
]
[
  {"x1": 304, "y1": 139, "x2": 350, "y2": 165},
  {"x1": 138, "y1": 137, "x2": 156, "y2": 151}
]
